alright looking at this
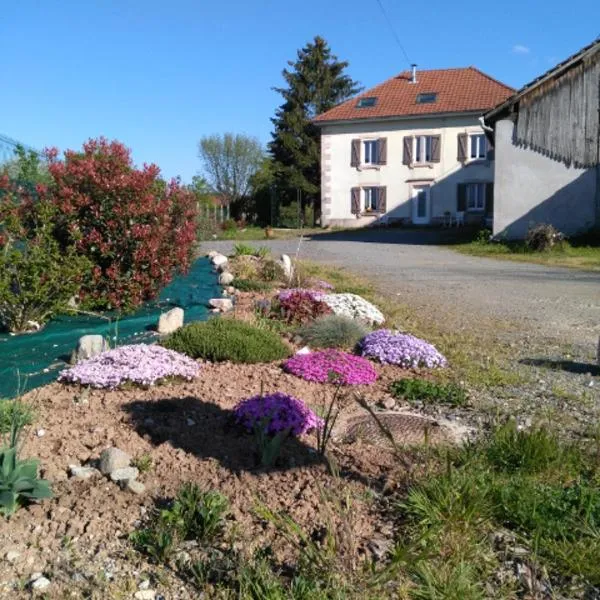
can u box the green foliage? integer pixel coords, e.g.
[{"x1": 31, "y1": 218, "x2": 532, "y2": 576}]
[
  {"x1": 0, "y1": 399, "x2": 34, "y2": 435},
  {"x1": 526, "y1": 223, "x2": 564, "y2": 252},
  {"x1": 222, "y1": 218, "x2": 238, "y2": 231},
  {"x1": 233, "y1": 243, "x2": 270, "y2": 258},
  {"x1": 0, "y1": 447, "x2": 52, "y2": 517},
  {"x1": 234, "y1": 279, "x2": 273, "y2": 292},
  {"x1": 131, "y1": 453, "x2": 153, "y2": 474},
  {"x1": 0, "y1": 145, "x2": 51, "y2": 189},
  {"x1": 297, "y1": 315, "x2": 369, "y2": 349},
  {"x1": 474, "y1": 228, "x2": 492, "y2": 244},
  {"x1": 0, "y1": 197, "x2": 89, "y2": 333},
  {"x1": 389, "y1": 378, "x2": 467, "y2": 407},
  {"x1": 410, "y1": 562, "x2": 484, "y2": 600},
  {"x1": 162, "y1": 318, "x2": 291, "y2": 363},
  {"x1": 260, "y1": 258, "x2": 285, "y2": 282},
  {"x1": 131, "y1": 483, "x2": 228, "y2": 563},
  {"x1": 269, "y1": 36, "x2": 361, "y2": 206}
]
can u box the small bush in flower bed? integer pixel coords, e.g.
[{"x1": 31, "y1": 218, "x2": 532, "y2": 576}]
[
  {"x1": 283, "y1": 349, "x2": 377, "y2": 385},
  {"x1": 389, "y1": 378, "x2": 467, "y2": 406},
  {"x1": 274, "y1": 290, "x2": 332, "y2": 325},
  {"x1": 296, "y1": 315, "x2": 370, "y2": 349},
  {"x1": 58, "y1": 344, "x2": 200, "y2": 389},
  {"x1": 162, "y1": 318, "x2": 291, "y2": 363},
  {"x1": 359, "y1": 329, "x2": 447, "y2": 369},
  {"x1": 234, "y1": 279, "x2": 273, "y2": 292},
  {"x1": 234, "y1": 392, "x2": 323, "y2": 467}
]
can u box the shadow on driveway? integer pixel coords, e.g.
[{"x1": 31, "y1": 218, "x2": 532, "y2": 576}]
[{"x1": 519, "y1": 358, "x2": 600, "y2": 376}]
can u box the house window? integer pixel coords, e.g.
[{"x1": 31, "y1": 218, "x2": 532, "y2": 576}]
[
  {"x1": 466, "y1": 182, "x2": 486, "y2": 211},
  {"x1": 469, "y1": 134, "x2": 487, "y2": 159},
  {"x1": 414, "y1": 135, "x2": 433, "y2": 163},
  {"x1": 416, "y1": 92, "x2": 437, "y2": 104},
  {"x1": 363, "y1": 140, "x2": 378, "y2": 164},
  {"x1": 364, "y1": 187, "x2": 379, "y2": 211},
  {"x1": 357, "y1": 97, "x2": 377, "y2": 108}
]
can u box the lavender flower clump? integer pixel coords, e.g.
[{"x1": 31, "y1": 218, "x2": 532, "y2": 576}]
[
  {"x1": 58, "y1": 344, "x2": 200, "y2": 389},
  {"x1": 309, "y1": 279, "x2": 335, "y2": 291},
  {"x1": 359, "y1": 330, "x2": 447, "y2": 369},
  {"x1": 284, "y1": 349, "x2": 378, "y2": 385},
  {"x1": 234, "y1": 392, "x2": 323, "y2": 436},
  {"x1": 278, "y1": 288, "x2": 324, "y2": 301}
]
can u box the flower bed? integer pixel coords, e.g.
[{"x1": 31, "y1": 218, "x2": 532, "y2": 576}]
[
  {"x1": 283, "y1": 349, "x2": 377, "y2": 385},
  {"x1": 58, "y1": 344, "x2": 200, "y2": 389},
  {"x1": 321, "y1": 293, "x2": 385, "y2": 325},
  {"x1": 233, "y1": 392, "x2": 323, "y2": 436},
  {"x1": 275, "y1": 290, "x2": 332, "y2": 325},
  {"x1": 359, "y1": 330, "x2": 447, "y2": 369},
  {"x1": 277, "y1": 288, "x2": 324, "y2": 301}
]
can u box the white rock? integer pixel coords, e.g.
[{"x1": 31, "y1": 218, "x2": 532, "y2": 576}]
[
  {"x1": 208, "y1": 298, "x2": 233, "y2": 312},
  {"x1": 26, "y1": 320, "x2": 41, "y2": 331},
  {"x1": 225, "y1": 286, "x2": 236, "y2": 295},
  {"x1": 138, "y1": 579, "x2": 151, "y2": 590},
  {"x1": 36, "y1": 429, "x2": 45, "y2": 437},
  {"x1": 279, "y1": 254, "x2": 293, "y2": 280},
  {"x1": 99, "y1": 448, "x2": 131, "y2": 475},
  {"x1": 125, "y1": 479, "x2": 146, "y2": 495},
  {"x1": 219, "y1": 272, "x2": 234, "y2": 286},
  {"x1": 295, "y1": 346, "x2": 311, "y2": 355},
  {"x1": 211, "y1": 254, "x2": 228, "y2": 268},
  {"x1": 5, "y1": 551, "x2": 21, "y2": 563},
  {"x1": 69, "y1": 465, "x2": 101, "y2": 480},
  {"x1": 109, "y1": 467, "x2": 139, "y2": 482},
  {"x1": 75, "y1": 334, "x2": 108, "y2": 362},
  {"x1": 31, "y1": 576, "x2": 51, "y2": 590},
  {"x1": 134, "y1": 590, "x2": 156, "y2": 600},
  {"x1": 207, "y1": 250, "x2": 219, "y2": 258},
  {"x1": 157, "y1": 307, "x2": 184, "y2": 335}
]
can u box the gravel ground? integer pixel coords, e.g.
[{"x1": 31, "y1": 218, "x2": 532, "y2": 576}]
[{"x1": 210, "y1": 230, "x2": 600, "y2": 435}]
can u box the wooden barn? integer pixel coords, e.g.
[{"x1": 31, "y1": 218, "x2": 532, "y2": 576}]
[{"x1": 484, "y1": 38, "x2": 600, "y2": 239}]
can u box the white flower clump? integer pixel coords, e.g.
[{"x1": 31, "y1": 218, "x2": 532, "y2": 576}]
[{"x1": 321, "y1": 293, "x2": 385, "y2": 326}]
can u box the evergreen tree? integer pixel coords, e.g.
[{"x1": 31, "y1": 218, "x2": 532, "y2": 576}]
[{"x1": 269, "y1": 37, "x2": 360, "y2": 219}]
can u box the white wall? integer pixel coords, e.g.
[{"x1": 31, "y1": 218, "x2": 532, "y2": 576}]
[
  {"x1": 493, "y1": 119, "x2": 597, "y2": 239},
  {"x1": 320, "y1": 115, "x2": 494, "y2": 228}
]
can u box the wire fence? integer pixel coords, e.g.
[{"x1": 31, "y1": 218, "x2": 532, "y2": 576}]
[{"x1": 0, "y1": 133, "x2": 44, "y2": 166}]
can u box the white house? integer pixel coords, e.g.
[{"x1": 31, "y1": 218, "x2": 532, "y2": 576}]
[
  {"x1": 314, "y1": 67, "x2": 514, "y2": 228},
  {"x1": 483, "y1": 40, "x2": 600, "y2": 239}
]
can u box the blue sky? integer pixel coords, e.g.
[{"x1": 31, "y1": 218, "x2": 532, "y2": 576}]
[{"x1": 1, "y1": 0, "x2": 598, "y2": 182}]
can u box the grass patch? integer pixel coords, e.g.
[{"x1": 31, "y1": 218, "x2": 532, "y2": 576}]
[
  {"x1": 453, "y1": 235, "x2": 600, "y2": 271},
  {"x1": 162, "y1": 317, "x2": 291, "y2": 363},
  {"x1": 297, "y1": 315, "x2": 370, "y2": 350},
  {"x1": 233, "y1": 243, "x2": 270, "y2": 258},
  {"x1": 389, "y1": 378, "x2": 467, "y2": 406},
  {"x1": 234, "y1": 278, "x2": 273, "y2": 292},
  {"x1": 0, "y1": 399, "x2": 35, "y2": 435}
]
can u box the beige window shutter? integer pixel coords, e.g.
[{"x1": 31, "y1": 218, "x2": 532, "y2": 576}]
[
  {"x1": 350, "y1": 139, "x2": 360, "y2": 167},
  {"x1": 457, "y1": 133, "x2": 468, "y2": 162},
  {"x1": 402, "y1": 136, "x2": 413, "y2": 165},
  {"x1": 377, "y1": 138, "x2": 387, "y2": 165},
  {"x1": 351, "y1": 187, "x2": 361, "y2": 214},
  {"x1": 431, "y1": 135, "x2": 441, "y2": 162}
]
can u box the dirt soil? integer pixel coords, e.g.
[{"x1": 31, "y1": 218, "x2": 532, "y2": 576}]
[{"x1": 1, "y1": 335, "x2": 460, "y2": 598}]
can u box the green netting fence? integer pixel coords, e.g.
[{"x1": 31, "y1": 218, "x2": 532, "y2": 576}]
[{"x1": 0, "y1": 258, "x2": 219, "y2": 399}]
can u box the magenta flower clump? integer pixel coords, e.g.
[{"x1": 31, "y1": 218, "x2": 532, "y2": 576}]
[
  {"x1": 277, "y1": 288, "x2": 324, "y2": 301},
  {"x1": 283, "y1": 349, "x2": 378, "y2": 385},
  {"x1": 234, "y1": 392, "x2": 323, "y2": 436},
  {"x1": 58, "y1": 343, "x2": 200, "y2": 389},
  {"x1": 359, "y1": 329, "x2": 447, "y2": 369}
]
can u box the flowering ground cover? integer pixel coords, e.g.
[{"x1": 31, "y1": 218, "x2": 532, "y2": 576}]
[
  {"x1": 58, "y1": 344, "x2": 200, "y2": 389},
  {"x1": 359, "y1": 329, "x2": 447, "y2": 369},
  {"x1": 283, "y1": 349, "x2": 378, "y2": 385},
  {"x1": 233, "y1": 392, "x2": 323, "y2": 436},
  {"x1": 321, "y1": 293, "x2": 385, "y2": 325}
]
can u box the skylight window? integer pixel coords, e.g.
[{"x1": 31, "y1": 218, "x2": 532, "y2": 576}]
[
  {"x1": 416, "y1": 92, "x2": 437, "y2": 104},
  {"x1": 357, "y1": 97, "x2": 377, "y2": 108}
]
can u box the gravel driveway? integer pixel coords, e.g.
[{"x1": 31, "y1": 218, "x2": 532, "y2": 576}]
[{"x1": 210, "y1": 229, "x2": 600, "y2": 349}]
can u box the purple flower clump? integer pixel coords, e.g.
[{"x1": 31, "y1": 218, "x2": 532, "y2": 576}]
[
  {"x1": 283, "y1": 349, "x2": 378, "y2": 385},
  {"x1": 359, "y1": 329, "x2": 447, "y2": 369},
  {"x1": 233, "y1": 392, "x2": 323, "y2": 436},
  {"x1": 58, "y1": 344, "x2": 200, "y2": 389},
  {"x1": 278, "y1": 288, "x2": 324, "y2": 301}
]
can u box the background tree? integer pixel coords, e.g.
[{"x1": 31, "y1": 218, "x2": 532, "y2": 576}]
[
  {"x1": 198, "y1": 133, "x2": 264, "y2": 215},
  {"x1": 269, "y1": 36, "x2": 360, "y2": 221}
]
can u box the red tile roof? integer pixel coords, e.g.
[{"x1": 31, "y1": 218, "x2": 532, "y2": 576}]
[{"x1": 314, "y1": 67, "x2": 515, "y2": 124}]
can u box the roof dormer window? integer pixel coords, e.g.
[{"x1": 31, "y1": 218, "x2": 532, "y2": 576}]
[
  {"x1": 357, "y1": 97, "x2": 377, "y2": 108},
  {"x1": 416, "y1": 92, "x2": 437, "y2": 104}
]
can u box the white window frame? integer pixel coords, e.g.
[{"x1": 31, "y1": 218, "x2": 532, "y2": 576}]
[
  {"x1": 363, "y1": 139, "x2": 378, "y2": 165},
  {"x1": 468, "y1": 133, "x2": 487, "y2": 160},
  {"x1": 363, "y1": 187, "x2": 379, "y2": 212},
  {"x1": 413, "y1": 135, "x2": 434, "y2": 164},
  {"x1": 466, "y1": 182, "x2": 486, "y2": 211}
]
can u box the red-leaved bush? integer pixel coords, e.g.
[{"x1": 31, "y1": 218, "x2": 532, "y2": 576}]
[
  {"x1": 47, "y1": 138, "x2": 197, "y2": 311},
  {"x1": 275, "y1": 290, "x2": 332, "y2": 325}
]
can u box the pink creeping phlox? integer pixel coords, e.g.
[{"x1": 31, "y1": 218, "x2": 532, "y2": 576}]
[{"x1": 283, "y1": 349, "x2": 378, "y2": 385}]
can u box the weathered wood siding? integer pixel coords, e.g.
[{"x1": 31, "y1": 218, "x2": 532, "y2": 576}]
[{"x1": 515, "y1": 50, "x2": 600, "y2": 167}]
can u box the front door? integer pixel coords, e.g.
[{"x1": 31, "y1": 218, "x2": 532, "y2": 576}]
[{"x1": 411, "y1": 185, "x2": 431, "y2": 225}]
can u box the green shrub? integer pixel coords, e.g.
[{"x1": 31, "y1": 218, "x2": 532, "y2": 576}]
[
  {"x1": 389, "y1": 378, "x2": 467, "y2": 406},
  {"x1": 260, "y1": 258, "x2": 285, "y2": 282},
  {"x1": 234, "y1": 242, "x2": 258, "y2": 256},
  {"x1": 162, "y1": 318, "x2": 291, "y2": 363},
  {"x1": 131, "y1": 453, "x2": 153, "y2": 474},
  {"x1": 526, "y1": 223, "x2": 564, "y2": 252},
  {"x1": 0, "y1": 399, "x2": 34, "y2": 435},
  {"x1": 234, "y1": 279, "x2": 273, "y2": 292},
  {"x1": 222, "y1": 218, "x2": 238, "y2": 231},
  {"x1": 297, "y1": 315, "x2": 369, "y2": 349}
]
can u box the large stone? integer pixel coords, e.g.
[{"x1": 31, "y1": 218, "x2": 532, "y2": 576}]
[
  {"x1": 125, "y1": 479, "x2": 146, "y2": 495},
  {"x1": 134, "y1": 591, "x2": 156, "y2": 600},
  {"x1": 75, "y1": 335, "x2": 108, "y2": 362},
  {"x1": 109, "y1": 467, "x2": 139, "y2": 483},
  {"x1": 208, "y1": 298, "x2": 233, "y2": 312},
  {"x1": 219, "y1": 272, "x2": 234, "y2": 286},
  {"x1": 207, "y1": 250, "x2": 219, "y2": 259},
  {"x1": 99, "y1": 448, "x2": 131, "y2": 475},
  {"x1": 211, "y1": 254, "x2": 228, "y2": 268},
  {"x1": 157, "y1": 307, "x2": 184, "y2": 335},
  {"x1": 31, "y1": 576, "x2": 51, "y2": 591},
  {"x1": 279, "y1": 254, "x2": 293, "y2": 281},
  {"x1": 69, "y1": 465, "x2": 101, "y2": 480}
]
